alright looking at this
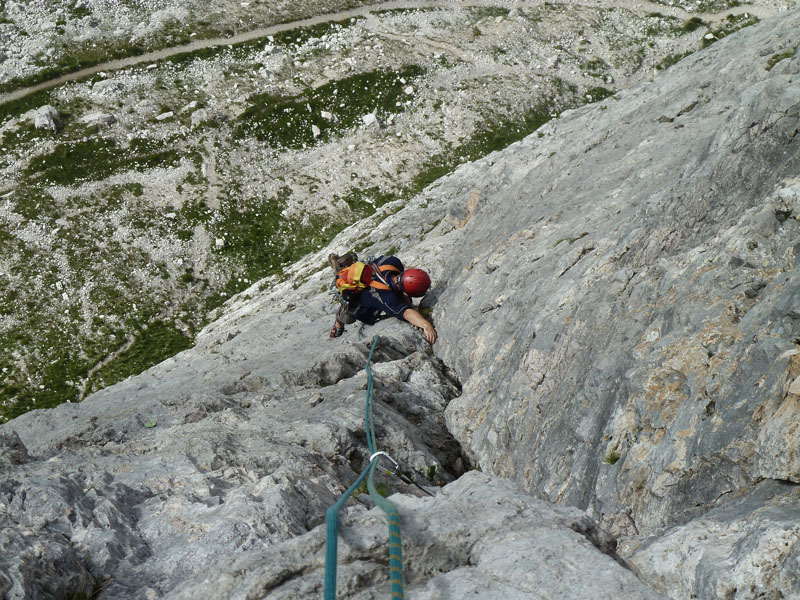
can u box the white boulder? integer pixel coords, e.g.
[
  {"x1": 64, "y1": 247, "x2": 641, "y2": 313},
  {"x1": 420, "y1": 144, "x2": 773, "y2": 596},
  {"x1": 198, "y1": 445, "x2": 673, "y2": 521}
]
[
  {"x1": 30, "y1": 105, "x2": 62, "y2": 133},
  {"x1": 81, "y1": 112, "x2": 117, "y2": 126}
]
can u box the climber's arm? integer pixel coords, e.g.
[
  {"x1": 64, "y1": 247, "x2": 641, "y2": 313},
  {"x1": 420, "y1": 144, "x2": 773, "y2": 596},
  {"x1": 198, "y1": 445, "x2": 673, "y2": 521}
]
[{"x1": 402, "y1": 308, "x2": 437, "y2": 344}]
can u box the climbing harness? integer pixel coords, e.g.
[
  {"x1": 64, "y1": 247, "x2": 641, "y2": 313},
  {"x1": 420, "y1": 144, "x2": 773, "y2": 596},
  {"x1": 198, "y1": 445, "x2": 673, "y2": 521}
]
[{"x1": 324, "y1": 336, "x2": 405, "y2": 600}]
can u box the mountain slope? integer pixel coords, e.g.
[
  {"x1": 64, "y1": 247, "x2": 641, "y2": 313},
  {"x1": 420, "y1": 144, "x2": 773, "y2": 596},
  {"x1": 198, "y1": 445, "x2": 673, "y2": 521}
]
[
  {"x1": 1, "y1": 4, "x2": 800, "y2": 600},
  {"x1": 0, "y1": 0, "x2": 780, "y2": 422}
]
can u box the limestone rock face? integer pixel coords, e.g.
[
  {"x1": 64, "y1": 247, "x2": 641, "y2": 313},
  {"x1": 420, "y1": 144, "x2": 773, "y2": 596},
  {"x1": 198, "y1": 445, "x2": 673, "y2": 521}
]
[
  {"x1": 409, "y1": 8, "x2": 800, "y2": 598},
  {"x1": 168, "y1": 472, "x2": 667, "y2": 600},
  {"x1": 0, "y1": 318, "x2": 655, "y2": 598},
  {"x1": 432, "y1": 4, "x2": 800, "y2": 536},
  {"x1": 0, "y1": 326, "x2": 467, "y2": 598},
  {"x1": 0, "y1": 430, "x2": 28, "y2": 467},
  {"x1": 624, "y1": 480, "x2": 800, "y2": 600}
]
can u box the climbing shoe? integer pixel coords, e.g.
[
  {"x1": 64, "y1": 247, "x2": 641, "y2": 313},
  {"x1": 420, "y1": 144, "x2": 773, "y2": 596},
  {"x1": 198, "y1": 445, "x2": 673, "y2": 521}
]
[
  {"x1": 328, "y1": 253, "x2": 342, "y2": 272},
  {"x1": 339, "y1": 251, "x2": 358, "y2": 269},
  {"x1": 329, "y1": 252, "x2": 358, "y2": 273},
  {"x1": 330, "y1": 322, "x2": 345, "y2": 339}
]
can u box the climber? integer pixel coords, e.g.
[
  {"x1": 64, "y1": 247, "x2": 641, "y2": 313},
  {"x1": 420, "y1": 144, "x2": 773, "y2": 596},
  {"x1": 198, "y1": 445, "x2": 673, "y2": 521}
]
[{"x1": 329, "y1": 253, "x2": 437, "y2": 344}]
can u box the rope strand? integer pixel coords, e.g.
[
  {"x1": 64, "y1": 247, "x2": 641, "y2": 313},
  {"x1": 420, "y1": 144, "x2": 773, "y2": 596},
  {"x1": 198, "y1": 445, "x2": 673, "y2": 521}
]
[{"x1": 324, "y1": 336, "x2": 405, "y2": 599}]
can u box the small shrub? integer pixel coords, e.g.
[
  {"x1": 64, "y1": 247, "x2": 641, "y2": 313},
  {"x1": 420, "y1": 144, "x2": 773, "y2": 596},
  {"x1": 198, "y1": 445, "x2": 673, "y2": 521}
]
[
  {"x1": 427, "y1": 464, "x2": 437, "y2": 481},
  {"x1": 234, "y1": 65, "x2": 425, "y2": 149},
  {"x1": 554, "y1": 232, "x2": 589, "y2": 247},
  {"x1": 336, "y1": 186, "x2": 396, "y2": 218},
  {"x1": 584, "y1": 87, "x2": 615, "y2": 103},
  {"x1": 582, "y1": 58, "x2": 609, "y2": 78},
  {"x1": 467, "y1": 6, "x2": 509, "y2": 21},
  {"x1": 702, "y1": 14, "x2": 759, "y2": 49},
  {"x1": 352, "y1": 480, "x2": 391, "y2": 498},
  {"x1": 680, "y1": 17, "x2": 706, "y2": 34},
  {"x1": 656, "y1": 51, "x2": 693, "y2": 71},
  {"x1": 766, "y1": 45, "x2": 798, "y2": 71}
]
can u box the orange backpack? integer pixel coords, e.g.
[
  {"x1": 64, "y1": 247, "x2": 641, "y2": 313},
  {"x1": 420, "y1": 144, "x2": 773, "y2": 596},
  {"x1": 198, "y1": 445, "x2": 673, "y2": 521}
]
[{"x1": 335, "y1": 261, "x2": 400, "y2": 301}]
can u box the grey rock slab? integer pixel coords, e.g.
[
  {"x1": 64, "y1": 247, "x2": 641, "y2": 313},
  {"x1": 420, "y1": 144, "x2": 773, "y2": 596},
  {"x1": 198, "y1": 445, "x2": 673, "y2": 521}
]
[
  {"x1": 167, "y1": 472, "x2": 666, "y2": 600},
  {"x1": 189, "y1": 108, "x2": 228, "y2": 127},
  {"x1": 0, "y1": 321, "x2": 463, "y2": 598},
  {"x1": 179, "y1": 100, "x2": 199, "y2": 113},
  {"x1": 756, "y1": 378, "x2": 800, "y2": 483},
  {"x1": 0, "y1": 429, "x2": 29, "y2": 467},
  {"x1": 90, "y1": 78, "x2": 125, "y2": 95},
  {"x1": 426, "y1": 7, "x2": 800, "y2": 539},
  {"x1": 625, "y1": 480, "x2": 800, "y2": 600}
]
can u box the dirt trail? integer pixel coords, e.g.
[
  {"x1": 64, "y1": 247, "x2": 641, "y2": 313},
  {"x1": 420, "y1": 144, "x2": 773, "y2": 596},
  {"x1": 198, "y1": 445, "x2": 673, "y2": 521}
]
[
  {"x1": 0, "y1": 0, "x2": 790, "y2": 107},
  {"x1": 561, "y1": 0, "x2": 790, "y2": 19},
  {"x1": 0, "y1": 1, "x2": 463, "y2": 106}
]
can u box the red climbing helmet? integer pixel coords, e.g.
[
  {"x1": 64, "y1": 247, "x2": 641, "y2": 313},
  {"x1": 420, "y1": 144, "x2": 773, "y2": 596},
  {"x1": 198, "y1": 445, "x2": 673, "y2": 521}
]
[{"x1": 399, "y1": 268, "x2": 431, "y2": 297}]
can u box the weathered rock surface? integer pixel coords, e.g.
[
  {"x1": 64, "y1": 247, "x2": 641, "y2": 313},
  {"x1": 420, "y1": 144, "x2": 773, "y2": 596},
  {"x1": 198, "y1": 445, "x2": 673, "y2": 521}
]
[
  {"x1": 1, "y1": 326, "x2": 464, "y2": 598},
  {"x1": 168, "y1": 472, "x2": 667, "y2": 600},
  {"x1": 28, "y1": 105, "x2": 61, "y2": 132},
  {"x1": 1, "y1": 316, "x2": 659, "y2": 598},
  {"x1": 80, "y1": 112, "x2": 117, "y2": 126},
  {"x1": 418, "y1": 7, "x2": 800, "y2": 598},
  {"x1": 626, "y1": 480, "x2": 800, "y2": 599},
  {"x1": 2, "y1": 5, "x2": 800, "y2": 600}
]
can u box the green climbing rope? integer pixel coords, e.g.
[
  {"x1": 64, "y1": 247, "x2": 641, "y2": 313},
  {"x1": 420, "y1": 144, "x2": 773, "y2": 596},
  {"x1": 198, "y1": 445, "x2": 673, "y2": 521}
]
[
  {"x1": 363, "y1": 335, "x2": 404, "y2": 599},
  {"x1": 324, "y1": 335, "x2": 405, "y2": 600},
  {"x1": 368, "y1": 462, "x2": 404, "y2": 599}
]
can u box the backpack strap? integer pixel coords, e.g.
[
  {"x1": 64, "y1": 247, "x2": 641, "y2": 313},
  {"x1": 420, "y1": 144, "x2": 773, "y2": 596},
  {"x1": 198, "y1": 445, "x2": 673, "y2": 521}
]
[{"x1": 369, "y1": 263, "x2": 401, "y2": 291}]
